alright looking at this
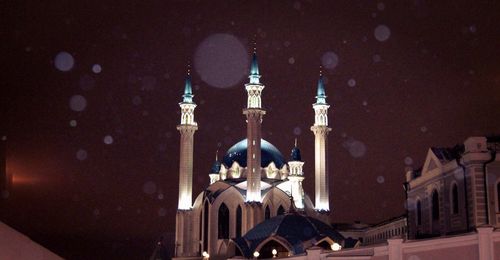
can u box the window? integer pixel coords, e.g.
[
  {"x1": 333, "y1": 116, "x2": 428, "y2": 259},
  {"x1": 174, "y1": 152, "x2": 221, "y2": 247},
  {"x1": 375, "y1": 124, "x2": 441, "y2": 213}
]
[
  {"x1": 218, "y1": 203, "x2": 229, "y2": 239},
  {"x1": 432, "y1": 190, "x2": 439, "y2": 220},
  {"x1": 265, "y1": 205, "x2": 271, "y2": 220},
  {"x1": 277, "y1": 205, "x2": 285, "y2": 215},
  {"x1": 452, "y1": 184, "x2": 459, "y2": 214},
  {"x1": 416, "y1": 200, "x2": 422, "y2": 225},
  {"x1": 497, "y1": 182, "x2": 500, "y2": 212},
  {"x1": 236, "y1": 205, "x2": 242, "y2": 238},
  {"x1": 203, "y1": 201, "x2": 209, "y2": 250}
]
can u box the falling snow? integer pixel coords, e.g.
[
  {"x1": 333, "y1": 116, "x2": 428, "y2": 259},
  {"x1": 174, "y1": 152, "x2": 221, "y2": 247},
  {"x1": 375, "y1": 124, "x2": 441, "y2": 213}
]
[
  {"x1": 342, "y1": 138, "x2": 367, "y2": 158},
  {"x1": 76, "y1": 149, "x2": 88, "y2": 161},
  {"x1": 54, "y1": 51, "x2": 74, "y2": 71},
  {"x1": 92, "y1": 64, "x2": 102, "y2": 74},
  {"x1": 321, "y1": 51, "x2": 339, "y2": 70},
  {"x1": 142, "y1": 181, "x2": 157, "y2": 195},
  {"x1": 404, "y1": 156, "x2": 413, "y2": 165},
  {"x1": 348, "y1": 78, "x2": 356, "y2": 87},
  {"x1": 374, "y1": 25, "x2": 391, "y2": 42},
  {"x1": 103, "y1": 135, "x2": 114, "y2": 145},
  {"x1": 293, "y1": 127, "x2": 301, "y2": 136},
  {"x1": 194, "y1": 33, "x2": 248, "y2": 88},
  {"x1": 69, "y1": 95, "x2": 87, "y2": 112}
]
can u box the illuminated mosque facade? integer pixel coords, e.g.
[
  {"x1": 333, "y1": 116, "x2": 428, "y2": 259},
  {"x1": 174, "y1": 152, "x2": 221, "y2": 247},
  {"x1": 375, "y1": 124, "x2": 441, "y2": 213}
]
[{"x1": 173, "y1": 51, "x2": 345, "y2": 259}]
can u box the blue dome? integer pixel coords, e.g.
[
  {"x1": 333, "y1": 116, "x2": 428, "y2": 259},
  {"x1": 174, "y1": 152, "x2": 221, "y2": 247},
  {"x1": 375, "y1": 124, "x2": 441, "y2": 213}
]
[{"x1": 222, "y1": 139, "x2": 286, "y2": 168}]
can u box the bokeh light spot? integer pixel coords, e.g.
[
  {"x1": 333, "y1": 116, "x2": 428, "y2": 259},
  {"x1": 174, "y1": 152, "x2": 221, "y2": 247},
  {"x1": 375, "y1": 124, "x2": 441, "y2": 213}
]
[
  {"x1": 194, "y1": 33, "x2": 248, "y2": 88},
  {"x1": 76, "y1": 149, "x2": 88, "y2": 161},
  {"x1": 142, "y1": 181, "x2": 157, "y2": 195},
  {"x1": 321, "y1": 51, "x2": 339, "y2": 70},
  {"x1": 69, "y1": 95, "x2": 87, "y2": 112},
  {"x1": 92, "y1": 64, "x2": 102, "y2": 74},
  {"x1": 374, "y1": 25, "x2": 391, "y2": 42},
  {"x1": 54, "y1": 51, "x2": 74, "y2": 71},
  {"x1": 103, "y1": 135, "x2": 113, "y2": 145}
]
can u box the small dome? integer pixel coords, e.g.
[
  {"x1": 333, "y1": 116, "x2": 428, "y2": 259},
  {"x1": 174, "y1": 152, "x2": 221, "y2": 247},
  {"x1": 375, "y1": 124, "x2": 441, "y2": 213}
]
[
  {"x1": 222, "y1": 139, "x2": 286, "y2": 168},
  {"x1": 291, "y1": 146, "x2": 301, "y2": 161},
  {"x1": 210, "y1": 160, "x2": 221, "y2": 173},
  {"x1": 232, "y1": 213, "x2": 344, "y2": 258}
]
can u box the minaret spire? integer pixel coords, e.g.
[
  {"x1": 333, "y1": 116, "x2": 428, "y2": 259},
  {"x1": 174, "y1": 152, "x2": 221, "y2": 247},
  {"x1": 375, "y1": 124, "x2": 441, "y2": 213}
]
[
  {"x1": 182, "y1": 65, "x2": 193, "y2": 103},
  {"x1": 311, "y1": 68, "x2": 332, "y2": 212}
]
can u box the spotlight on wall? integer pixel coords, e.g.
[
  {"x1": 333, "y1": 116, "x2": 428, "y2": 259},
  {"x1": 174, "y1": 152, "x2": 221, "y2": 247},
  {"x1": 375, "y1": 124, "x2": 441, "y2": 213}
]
[{"x1": 331, "y1": 242, "x2": 342, "y2": 251}]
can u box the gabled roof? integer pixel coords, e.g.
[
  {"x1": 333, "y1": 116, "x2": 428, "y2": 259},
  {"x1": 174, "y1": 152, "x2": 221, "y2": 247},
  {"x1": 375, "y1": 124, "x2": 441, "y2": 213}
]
[{"x1": 232, "y1": 213, "x2": 345, "y2": 258}]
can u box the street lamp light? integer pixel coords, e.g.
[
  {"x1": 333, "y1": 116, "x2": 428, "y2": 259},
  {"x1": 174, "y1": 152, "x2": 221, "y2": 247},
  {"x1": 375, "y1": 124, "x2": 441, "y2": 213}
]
[
  {"x1": 272, "y1": 248, "x2": 277, "y2": 258},
  {"x1": 253, "y1": 251, "x2": 260, "y2": 258},
  {"x1": 202, "y1": 251, "x2": 209, "y2": 259}
]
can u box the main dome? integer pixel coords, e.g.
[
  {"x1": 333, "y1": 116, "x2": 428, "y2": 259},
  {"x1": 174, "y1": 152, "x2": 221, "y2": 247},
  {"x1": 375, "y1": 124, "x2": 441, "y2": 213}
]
[{"x1": 222, "y1": 139, "x2": 286, "y2": 168}]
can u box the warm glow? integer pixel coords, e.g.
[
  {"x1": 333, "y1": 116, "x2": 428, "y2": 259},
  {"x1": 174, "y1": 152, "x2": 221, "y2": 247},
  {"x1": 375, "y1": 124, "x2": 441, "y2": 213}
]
[
  {"x1": 178, "y1": 195, "x2": 192, "y2": 210},
  {"x1": 272, "y1": 248, "x2": 277, "y2": 257},
  {"x1": 331, "y1": 242, "x2": 341, "y2": 251},
  {"x1": 11, "y1": 174, "x2": 38, "y2": 185},
  {"x1": 253, "y1": 251, "x2": 260, "y2": 258},
  {"x1": 202, "y1": 251, "x2": 209, "y2": 258}
]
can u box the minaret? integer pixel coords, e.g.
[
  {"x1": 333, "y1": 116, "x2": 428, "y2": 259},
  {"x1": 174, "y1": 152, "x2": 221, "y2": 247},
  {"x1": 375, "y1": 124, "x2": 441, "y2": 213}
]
[
  {"x1": 288, "y1": 139, "x2": 305, "y2": 209},
  {"x1": 177, "y1": 66, "x2": 198, "y2": 210},
  {"x1": 310, "y1": 70, "x2": 331, "y2": 211},
  {"x1": 175, "y1": 67, "x2": 198, "y2": 257},
  {"x1": 243, "y1": 49, "x2": 266, "y2": 202}
]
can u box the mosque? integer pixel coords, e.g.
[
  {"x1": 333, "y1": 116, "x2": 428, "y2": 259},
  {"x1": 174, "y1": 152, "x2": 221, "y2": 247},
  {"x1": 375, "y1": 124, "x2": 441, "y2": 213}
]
[{"x1": 172, "y1": 51, "x2": 346, "y2": 259}]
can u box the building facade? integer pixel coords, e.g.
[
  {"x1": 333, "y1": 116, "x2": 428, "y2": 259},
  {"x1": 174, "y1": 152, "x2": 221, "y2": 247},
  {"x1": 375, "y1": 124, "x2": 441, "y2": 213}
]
[
  {"x1": 173, "y1": 52, "x2": 339, "y2": 260},
  {"x1": 406, "y1": 136, "x2": 500, "y2": 239}
]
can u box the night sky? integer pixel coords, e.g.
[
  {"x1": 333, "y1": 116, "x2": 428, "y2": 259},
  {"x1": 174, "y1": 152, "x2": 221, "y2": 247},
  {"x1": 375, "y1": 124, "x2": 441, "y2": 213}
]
[{"x1": 2, "y1": 1, "x2": 500, "y2": 259}]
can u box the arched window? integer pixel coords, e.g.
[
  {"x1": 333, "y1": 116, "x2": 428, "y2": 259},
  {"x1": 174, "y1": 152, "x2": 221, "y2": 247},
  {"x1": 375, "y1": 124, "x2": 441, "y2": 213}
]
[
  {"x1": 277, "y1": 205, "x2": 285, "y2": 215},
  {"x1": 218, "y1": 203, "x2": 229, "y2": 239},
  {"x1": 432, "y1": 190, "x2": 439, "y2": 220},
  {"x1": 203, "y1": 201, "x2": 209, "y2": 251},
  {"x1": 265, "y1": 205, "x2": 271, "y2": 220},
  {"x1": 452, "y1": 184, "x2": 459, "y2": 214},
  {"x1": 416, "y1": 200, "x2": 422, "y2": 225},
  {"x1": 236, "y1": 205, "x2": 242, "y2": 238}
]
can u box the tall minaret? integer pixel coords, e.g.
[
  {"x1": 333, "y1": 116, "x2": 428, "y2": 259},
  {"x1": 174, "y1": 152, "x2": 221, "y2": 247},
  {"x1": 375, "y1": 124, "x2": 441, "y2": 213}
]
[
  {"x1": 175, "y1": 68, "x2": 198, "y2": 257},
  {"x1": 243, "y1": 50, "x2": 266, "y2": 202},
  {"x1": 177, "y1": 67, "x2": 198, "y2": 210},
  {"x1": 310, "y1": 70, "x2": 331, "y2": 211}
]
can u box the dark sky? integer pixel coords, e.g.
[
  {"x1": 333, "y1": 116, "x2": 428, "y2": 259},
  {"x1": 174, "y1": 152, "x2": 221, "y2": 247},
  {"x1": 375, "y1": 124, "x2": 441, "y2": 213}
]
[{"x1": 1, "y1": 0, "x2": 500, "y2": 259}]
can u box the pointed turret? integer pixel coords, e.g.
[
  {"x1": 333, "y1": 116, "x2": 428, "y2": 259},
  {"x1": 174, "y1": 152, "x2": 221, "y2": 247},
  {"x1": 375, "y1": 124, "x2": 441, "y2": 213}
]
[
  {"x1": 288, "y1": 138, "x2": 305, "y2": 209},
  {"x1": 315, "y1": 70, "x2": 327, "y2": 105},
  {"x1": 209, "y1": 150, "x2": 221, "y2": 184},
  {"x1": 291, "y1": 138, "x2": 302, "y2": 162},
  {"x1": 249, "y1": 51, "x2": 261, "y2": 84},
  {"x1": 182, "y1": 68, "x2": 194, "y2": 103}
]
